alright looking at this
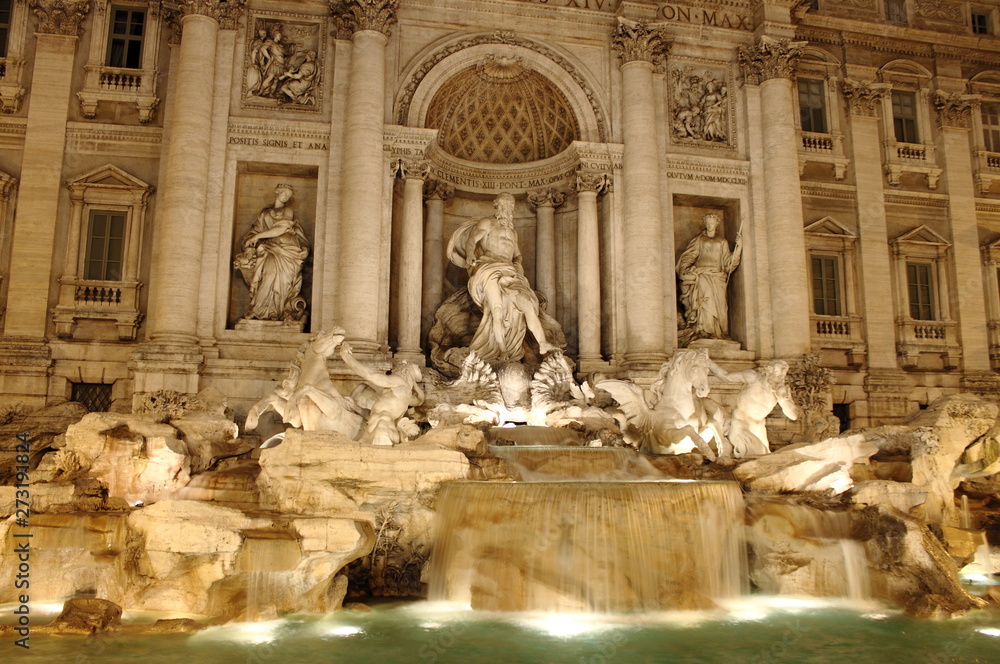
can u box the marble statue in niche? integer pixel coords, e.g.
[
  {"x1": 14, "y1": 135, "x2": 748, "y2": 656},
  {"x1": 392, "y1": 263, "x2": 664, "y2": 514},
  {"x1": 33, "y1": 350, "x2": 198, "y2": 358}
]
[
  {"x1": 446, "y1": 192, "x2": 559, "y2": 364},
  {"x1": 671, "y1": 66, "x2": 729, "y2": 144},
  {"x1": 234, "y1": 184, "x2": 310, "y2": 324},
  {"x1": 244, "y1": 17, "x2": 321, "y2": 109},
  {"x1": 676, "y1": 213, "x2": 742, "y2": 346}
]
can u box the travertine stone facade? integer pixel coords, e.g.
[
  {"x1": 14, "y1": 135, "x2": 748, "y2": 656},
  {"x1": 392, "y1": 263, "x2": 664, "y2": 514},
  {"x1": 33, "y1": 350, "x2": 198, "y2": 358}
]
[{"x1": 1, "y1": 0, "x2": 1000, "y2": 427}]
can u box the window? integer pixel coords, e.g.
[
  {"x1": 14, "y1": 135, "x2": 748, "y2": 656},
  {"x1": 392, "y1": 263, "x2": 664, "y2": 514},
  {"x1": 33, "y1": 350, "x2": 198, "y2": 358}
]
[
  {"x1": 973, "y1": 12, "x2": 990, "y2": 35},
  {"x1": 892, "y1": 90, "x2": 919, "y2": 143},
  {"x1": 71, "y1": 382, "x2": 112, "y2": 412},
  {"x1": 906, "y1": 261, "x2": 934, "y2": 320},
  {"x1": 798, "y1": 79, "x2": 827, "y2": 134},
  {"x1": 983, "y1": 103, "x2": 1000, "y2": 152},
  {"x1": 811, "y1": 255, "x2": 841, "y2": 316},
  {"x1": 106, "y1": 6, "x2": 145, "y2": 69},
  {"x1": 0, "y1": 0, "x2": 12, "y2": 59},
  {"x1": 886, "y1": 0, "x2": 906, "y2": 24},
  {"x1": 85, "y1": 210, "x2": 126, "y2": 281}
]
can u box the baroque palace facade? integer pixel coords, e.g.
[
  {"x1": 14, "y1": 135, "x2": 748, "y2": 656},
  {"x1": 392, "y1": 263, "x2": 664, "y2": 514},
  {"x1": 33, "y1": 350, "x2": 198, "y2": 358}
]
[{"x1": 1, "y1": 0, "x2": 1000, "y2": 428}]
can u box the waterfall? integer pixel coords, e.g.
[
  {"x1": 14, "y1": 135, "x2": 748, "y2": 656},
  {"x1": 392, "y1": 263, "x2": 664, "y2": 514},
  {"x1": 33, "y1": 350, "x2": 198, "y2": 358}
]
[
  {"x1": 489, "y1": 446, "x2": 665, "y2": 481},
  {"x1": 428, "y1": 479, "x2": 747, "y2": 612}
]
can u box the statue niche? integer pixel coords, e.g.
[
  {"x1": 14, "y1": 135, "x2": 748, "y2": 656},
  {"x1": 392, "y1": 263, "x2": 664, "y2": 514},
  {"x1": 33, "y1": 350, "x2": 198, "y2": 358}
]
[
  {"x1": 233, "y1": 184, "x2": 310, "y2": 328},
  {"x1": 676, "y1": 212, "x2": 742, "y2": 347},
  {"x1": 429, "y1": 192, "x2": 567, "y2": 379}
]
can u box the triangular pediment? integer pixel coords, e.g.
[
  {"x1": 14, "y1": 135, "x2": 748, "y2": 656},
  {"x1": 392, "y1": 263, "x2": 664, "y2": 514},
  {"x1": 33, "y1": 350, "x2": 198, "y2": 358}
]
[
  {"x1": 805, "y1": 216, "x2": 856, "y2": 238},
  {"x1": 893, "y1": 225, "x2": 950, "y2": 246},
  {"x1": 67, "y1": 164, "x2": 152, "y2": 191}
]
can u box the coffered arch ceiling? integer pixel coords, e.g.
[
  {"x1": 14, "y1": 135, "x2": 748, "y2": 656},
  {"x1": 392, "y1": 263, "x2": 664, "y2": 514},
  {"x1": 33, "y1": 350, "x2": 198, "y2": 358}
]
[{"x1": 424, "y1": 55, "x2": 580, "y2": 165}]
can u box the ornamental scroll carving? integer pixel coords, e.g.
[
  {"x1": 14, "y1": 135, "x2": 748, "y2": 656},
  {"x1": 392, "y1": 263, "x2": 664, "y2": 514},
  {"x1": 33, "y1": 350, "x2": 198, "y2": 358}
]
[
  {"x1": 330, "y1": 0, "x2": 398, "y2": 36},
  {"x1": 164, "y1": 0, "x2": 247, "y2": 29},
  {"x1": 934, "y1": 91, "x2": 973, "y2": 128},
  {"x1": 737, "y1": 37, "x2": 805, "y2": 86},
  {"x1": 841, "y1": 79, "x2": 889, "y2": 117},
  {"x1": 915, "y1": 0, "x2": 962, "y2": 22},
  {"x1": 611, "y1": 18, "x2": 671, "y2": 66},
  {"x1": 28, "y1": 0, "x2": 90, "y2": 36}
]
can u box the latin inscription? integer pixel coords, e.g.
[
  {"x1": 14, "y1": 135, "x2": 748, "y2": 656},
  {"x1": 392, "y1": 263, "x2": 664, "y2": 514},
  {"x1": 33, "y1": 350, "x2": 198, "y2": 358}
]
[
  {"x1": 228, "y1": 136, "x2": 328, "y2": 151},
  {"x1": 512, "y1": 1, "x2": 753, "y2": 31}
]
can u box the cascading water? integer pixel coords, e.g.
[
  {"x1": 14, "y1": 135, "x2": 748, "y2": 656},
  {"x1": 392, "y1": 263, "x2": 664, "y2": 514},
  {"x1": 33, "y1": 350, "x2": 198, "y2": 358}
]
[{"x1": 428, "y1": 442, "x2": 748, "y2": 612}]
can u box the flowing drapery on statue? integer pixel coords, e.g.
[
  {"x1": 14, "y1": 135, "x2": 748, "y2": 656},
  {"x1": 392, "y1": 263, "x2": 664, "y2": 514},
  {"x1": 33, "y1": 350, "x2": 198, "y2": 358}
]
[
  {"x1": 234, "y1": 184, "x2": 310, "y2": 322},
  {"x1": 446, "y1": 193, "x2": 558, "y2": 364},
  {"x1": 676, "y1": 213, "x2": 742, "y2": 346}
]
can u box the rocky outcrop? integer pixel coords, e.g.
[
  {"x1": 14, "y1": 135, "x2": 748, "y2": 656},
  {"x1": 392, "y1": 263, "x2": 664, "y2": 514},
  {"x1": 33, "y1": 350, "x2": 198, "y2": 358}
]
[
  {"x1": 48, "y1": 598, "x2": 123, "y2": 635},
  {"x1": 734, "y1": 434, "x2": 877, "y2": 494}
]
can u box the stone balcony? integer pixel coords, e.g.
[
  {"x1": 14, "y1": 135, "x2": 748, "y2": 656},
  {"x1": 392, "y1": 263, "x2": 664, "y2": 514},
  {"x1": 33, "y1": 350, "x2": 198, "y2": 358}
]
[
  {"x1": 52, "y1": 277, "x2": 143, "y2": 341},
  {"x1": 810, "y1": 314, "x2": 866, "y2": 366},
  {"x1": 0, "y1": 57, "x2": 25, "y2": 113},
  {"x1": 77, "y1": 65, "x2": 159, "y2": 123},
  {"x1": 974, "y1": 150, "x2": 1000, "y2": 194},
  {"x1": 895, "y1": 317, "x2": 960, "y2": 370},
  {"x1": 798, "y1": 131, "x2": 848, "y2": 180},
  {"x1": 883, "y1": 140, "x2": 941, "y2": 188}
]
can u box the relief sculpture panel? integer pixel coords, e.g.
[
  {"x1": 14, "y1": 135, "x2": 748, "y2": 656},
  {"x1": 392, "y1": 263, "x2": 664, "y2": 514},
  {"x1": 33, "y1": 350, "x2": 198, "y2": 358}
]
[
  {"x1": 242, "y1": 12, "x2": 325, "y2": 112},
  {"x1": 669, "y1": 63, "x2": 732, "y2": 148}
]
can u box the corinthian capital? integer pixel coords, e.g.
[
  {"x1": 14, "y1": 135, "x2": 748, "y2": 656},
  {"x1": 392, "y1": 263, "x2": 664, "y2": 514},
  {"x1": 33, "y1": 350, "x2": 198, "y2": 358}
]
[
  {"x1": 572, "y1": 171, "x2": 610, "y2": 194},
  {"x1": 527, "y1": 188, "x2": 567, "y2": 209},
  {"x1": 841, "y1": 79, "x2": 889, "y2": 117},
  {"x1": 737, "y1": 36, "x2": 805, "y2": 85},
  {"x1": 611, "y1": 18, "x2": 671, "y2": 66},
  {"x1": 163, "y1": 0, "x2": 247, "y2": 29},
  {"x1": 331, "y1": 0, "x2": 398, "y2": 37},
  {"x1": 934, "y1": 91, "x2": 974, "y2": 129},
  {"x1": 393, "y1": 158, "x2": 430, "y2": 180},
  {"x1": 28, "y1": 0, "x2": 91, "y2": 37},
  {"x1": 423, "y1": 179, "x2": 454, "y2": 201}
]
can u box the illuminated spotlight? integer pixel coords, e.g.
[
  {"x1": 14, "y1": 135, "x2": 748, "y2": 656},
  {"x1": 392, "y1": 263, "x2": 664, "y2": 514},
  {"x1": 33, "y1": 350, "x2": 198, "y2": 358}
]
[
  {"x1": 522, "y1": 614, "x2": 621, "y2": 638},
  {"x1": 324, "y1": 625, "x2": 365, "y2": 637},
  {"x1": 976, "y1": 627, "x2": 1000, "y2": 638}
]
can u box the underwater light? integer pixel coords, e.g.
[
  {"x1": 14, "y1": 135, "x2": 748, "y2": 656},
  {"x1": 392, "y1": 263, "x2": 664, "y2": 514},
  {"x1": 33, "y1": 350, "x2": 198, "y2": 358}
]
[
  {"x1": 236, "y1": 622, "x2": 280, "y2": 644},
  {"x1": 324, "y1": 625, "x2": 365, "y2": 637},
  {"x1": 976, "y1": 627, "x2": 1000, "y2": 638}
]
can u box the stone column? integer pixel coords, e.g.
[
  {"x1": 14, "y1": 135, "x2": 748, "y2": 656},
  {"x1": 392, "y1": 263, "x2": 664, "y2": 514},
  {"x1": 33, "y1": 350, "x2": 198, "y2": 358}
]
[
  {"x1": 934, "y1": 92, "x2": 993, "y2": 380},
  {"x1": 574, "y1": 171, "x2": 608, "y2": 366},
  {"x1": 3, "y1": 1, "x2": 90, "y2": 339},
  {"x1": 738, "y1": 37, "x2": 811, "y2": 359},
  {"x1": 0, "y1": 1, "x2": 89, "y2": 404},
  {"x1": 146, "y1": 0, "x2": 242, "y2": 346},
  {"x1": 422, "y1": 179, "x2": 453, "y2": 341},
  {"x1": 334, "y1": 0, "x2": 397, "y2": 351},
  {"x1": 841, "y1": 79, "x2": 913, "y2": 423},
  {"x1": 611, "y1": 19, "x2": 670, "y2": 373},
  {"x1": 394, "y1": 158, "x2": 429, "y2": 362},
  {"x1": 526, "y1": 188, "x2": 565, "y2": 312}
]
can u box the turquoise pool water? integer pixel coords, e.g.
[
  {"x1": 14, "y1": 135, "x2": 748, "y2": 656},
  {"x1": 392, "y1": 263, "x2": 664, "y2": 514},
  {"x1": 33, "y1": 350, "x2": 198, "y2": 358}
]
[{"x1": 7, "y1": 599, "x2": 1000, "y2": 664}]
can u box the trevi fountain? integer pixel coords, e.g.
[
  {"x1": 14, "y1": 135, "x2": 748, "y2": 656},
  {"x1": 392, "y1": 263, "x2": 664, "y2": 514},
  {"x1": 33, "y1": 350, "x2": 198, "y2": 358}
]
[{"x1": 1, "y1": 190, "x2": 1000, "y2": 663}]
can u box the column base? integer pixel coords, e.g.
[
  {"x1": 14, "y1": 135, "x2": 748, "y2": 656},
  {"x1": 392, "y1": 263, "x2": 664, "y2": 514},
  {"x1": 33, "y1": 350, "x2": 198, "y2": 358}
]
[
  {"x1": 0, "y1": 336, "x2": 52, "y2": 408},
  {"x1": 961, "y1": 371, "x2": 1000, "y2": 396},
  {"x1": 859, "y1": 368, "x2": 916, "y2": 426},
  {"x1": 128, "y1": 342, "x2": 205, "y2": 408},
  {"x1": 394, "y1": 349, "x2": 427, "y2": 367},
  {"x1": 577, "y1": 355, "x2": 610, "y2": 375}
]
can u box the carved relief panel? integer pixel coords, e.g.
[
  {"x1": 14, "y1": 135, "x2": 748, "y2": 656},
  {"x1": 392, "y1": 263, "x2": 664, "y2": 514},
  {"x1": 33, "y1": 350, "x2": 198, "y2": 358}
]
[
  {"x1": 241, "y1": 11, "x2": 326, "y2": 112},
  {"x1": 668, "y1": 61, "x2": 734, "y2": 149}
]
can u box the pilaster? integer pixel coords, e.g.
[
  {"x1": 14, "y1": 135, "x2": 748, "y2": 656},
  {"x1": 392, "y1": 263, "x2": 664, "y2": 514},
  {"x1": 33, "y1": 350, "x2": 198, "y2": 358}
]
[
  {"x1": 333, "y1": 0, "x2": 398, "y2": 353},
  {"x1": 933, "y1": 91, "x2": 991, "y2": 374},
  {"x1": 738, "y1": 36, "x2": 811, "y2": 360},
  {"x1": 611, "y1": 18, "x2": 670, "y2": 374}
]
